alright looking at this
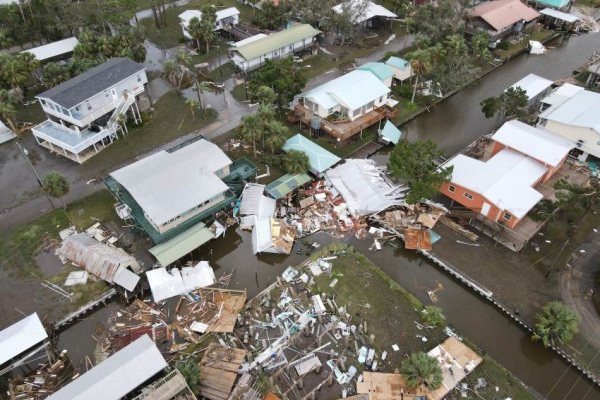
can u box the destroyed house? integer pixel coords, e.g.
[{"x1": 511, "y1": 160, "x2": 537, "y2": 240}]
[
  {"x1": 440, "y1": 120, "x2": 573, "y2": 230},
  {"x1": 107, "y1": 138, "x2": 252, "y2": 244},
  {"x1": 332, "y1": 1, "x2": 397, "y2": 28},
  {"x1": 229, "y1": 24, "x2": 320, "y2": 71},
  {"x1": 466, "y1": 0, "x2": 539, "y2": 46},
  {"x1": 56, "y1": 233, "x2": 141, "y2": 291},
  {"x1": 32, "y1": 57, "x2": 147, "y2": 163},
  {"x1": 290, "y1": 64, "x2": 397, "y2": 142},
  {"x1": 48, "y1": 335, "x2": 167, "y2": 400}
]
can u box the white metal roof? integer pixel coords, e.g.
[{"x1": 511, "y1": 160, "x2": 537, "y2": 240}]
[
  {"x1": 332, "y1": 1, "x2": 397, "y2": 24},
  {"x1": 0, "y1": 120, "x2": 17, "y2": 144},
  {"x1": 232, "y1": 33, "x2": 268, "y2": 48},
  {"x1": 509, "y1": 73, "x2": 553, "y2": 100},
  {"x1": 445, "y1": 148, "x2": 547, "y2": 219},
  {"x1": 303, "y1": 69, "x2": 390, "y2": 111},
  {"x1": 325, "y1": 159, "x2": 405, "y2": 217},
  {"x1": 178, "y1": 10, "x2": 202, "y2": 24},
  {"x1": 539, "y1": 89, "x2": 600, "y2": 134},
  {"x1": 239, "y1": 183, "x2": 276, "y2": 219},
  {"x1": 540, "y1": 83, "x2": 584, "y2": 111},
  {"x1": 110, "y1": 139, "x2": 231, "y2": 226},
  {"x1": 21, "y1": 37, "x2": 79, "y2": 61},
  {"x1": 146, "y1": 262, "x2": 216, "y2": 302},
  {"x1": 216, "y1": 6, "x2": 240, "y2": 20},
  {"x1": 491, "y1": 120, "x2": 572, "y2": 167},
  {"x1": 539, "y1": 8, "x2": 579, "y2": 23},
  {"x1": 48, "y1": 335, "x2": 167, "y2": 400},
  {"x1": 252, "y1": 217, "x2": 274, "y2": 254},
  {"x1": 0, "y1": 313, "x2": 48, "y2": 365}
]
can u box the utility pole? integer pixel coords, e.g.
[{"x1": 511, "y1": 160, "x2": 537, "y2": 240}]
[{"x1": 16, "y1": 141, "x2": 55, "y2": 210}]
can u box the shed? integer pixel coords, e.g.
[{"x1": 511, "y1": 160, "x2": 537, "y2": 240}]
[
  {"x1": 56, "y1": 233, "x2": 141, "y2": 292},
  {"x1": 48, "y1": 335, "x2": 167, "y2": 400},
  {"x1": 22, "y1": 37, "x2": 79, "y2": 61},
  {"x1": 282, "y1": 134, "x2": 341, "y2": 176},
  {"x1": 0, "y1": 313, "x2": 48, "y2": 366},
  {"x1": 265, "y1": 173, "x2": 312, "y2": 199},
  {"x1": 148, "y1": 222, "x2": 215, "y2": 266},
  {"x1": 358, "y1": 62, "x2": 394, "y2": 83},
  {"x1": 509, "y1": 73, "x2": 553, "y2": 105},
  {"x1": 384, "y1": 56, "x2": 413, "y2": 82},
  {"x1": 378, "y1": 120, "x2": 402, "y2": 144}
]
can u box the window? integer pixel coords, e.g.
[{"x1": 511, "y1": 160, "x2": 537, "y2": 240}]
[
  {"x1": 104, "y1": 90, "x2": 109, "y2": 97},
  {"x1": 463, "y1": 192, "x2": 473, "y2": 200},
  {"x1": 503, "y1": 212, "x2": 512, "y2": 221},
  {"x1": 40, "y1": 99, "x2": 46, "y2": 106},
  {"x1": 366, "y1": 101, "x2": 374, "y2": 110},
  {"x1": 448, "y1": 185, "x2": 456, "y2": 193},
  {"x1": 137, "y1": 74, "x2": 142, "y2": 82},
  {"x1": 86, "y1": 100, "x2": 92, "y2": 111}
]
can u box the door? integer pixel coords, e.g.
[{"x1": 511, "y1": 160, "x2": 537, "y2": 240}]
[{"x1": 481, "y1": 202, "x2": 491, "y2": 217}]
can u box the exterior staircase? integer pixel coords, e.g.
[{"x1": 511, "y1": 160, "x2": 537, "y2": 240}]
[{"x1": 106, "y1": 91, "x2": 136, "y2": 131}]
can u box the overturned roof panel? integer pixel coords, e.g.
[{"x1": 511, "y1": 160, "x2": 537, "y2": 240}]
[
  {"x1": 48, "y1": 335, "x2": 167, "y2": 400},
  {"x1": 146, "y1": 262, "x2": 216, "y2": 302},
  {"x1": 325, "y1": 159, "x2": 406, "y2": 217},
  {"x1": 0, "y1": 313, "x2": 48, "y2": 366}
]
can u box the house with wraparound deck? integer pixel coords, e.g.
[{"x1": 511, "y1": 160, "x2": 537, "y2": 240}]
[{"x1": 31, "y1": 57, "x2": 147, "y2": 163}]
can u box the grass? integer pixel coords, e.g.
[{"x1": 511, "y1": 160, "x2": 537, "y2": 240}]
[
  {"x1": 67, "y1": 190, "x2": 121, "y2": 230},
  {"x1": 392, "y1": 97, "x2": 425, "y2": 125},
  {"x1": 207, "y1": 61, "x2": 237, "y2": 81},
  {"x1": 309, "y1": 244, "x2": 534, "y2": 400},
  {"x1": 82, "y1": 90, "x2": 217, "y2": 173},
  {"x1": 16, "y1": 92, "x2": 47, "y2": 126},
  {"x1": 494, "y1": 28, "x2": 556, "y2": 60},
  {"x1": 231, "y1": 83, "x2": 248, "y2": 103}
]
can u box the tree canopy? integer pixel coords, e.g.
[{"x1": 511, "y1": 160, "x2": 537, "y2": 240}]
[
  {"x1": 388, "y1": 140, "x2": 452, "y2": 204},
  {"x1": 480, "y1": 86, "x2": 528, "y2": 120},
  {"x1": 420, "y1": 305, "x2": 445, "y2": 328},
  {"x1": 533, "y1": 301, "x2": 580, "y2": 348},
  {"x1": 401, "y1": 352, "x2": 443, "y2": 390},
  {"x1": 248, "y1": 58, "x2": 306, "y2": 110},
  {"x1": 284, "y1": 149, "x2": 309, "y2": 174},
  {"x1": 43, "y1": 172, "x2": 70, "y2": 208}
]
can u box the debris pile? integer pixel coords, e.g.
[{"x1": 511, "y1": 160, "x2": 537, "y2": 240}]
[{"x1": 8, "y1": 351, "x2": 74, "y2": 399}]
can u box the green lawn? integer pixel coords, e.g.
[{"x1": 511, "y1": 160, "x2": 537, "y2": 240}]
[
  {"x1": 495, "y1": 28, "x2": 556, "y2": 60},
  {"x1": 82, "y1": 90, "x2": 217, "y2": 173},
  {"x1": 16, "y1": 93, "x2": 47, "y2": 127},
  {"x1": 208, "y1": 61, "x2": 237, "y2": 81}
]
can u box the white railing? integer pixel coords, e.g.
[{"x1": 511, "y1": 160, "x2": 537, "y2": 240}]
[{"x1": 32, "y1": 120, "x2": 117, "y2": 154}]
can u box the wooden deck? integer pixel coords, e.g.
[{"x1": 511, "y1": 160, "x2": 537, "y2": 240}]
[{"x1": 288, "y1": 104, "x2": 398, "y2": 142}]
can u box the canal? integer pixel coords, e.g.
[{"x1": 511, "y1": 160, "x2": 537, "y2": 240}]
[{"x1": 57, "y1": 31, "x2": 600, "y2": 400}]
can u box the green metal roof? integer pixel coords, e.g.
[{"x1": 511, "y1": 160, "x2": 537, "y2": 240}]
[
  {"x1": 149, "y1": 222, "x2": 214, "y2": 266},
  {"x1": 358, "y1": 62, "x2": 394, "y2": 82},
  {"x1": 266, "y1": 173, "x2": 312, "y2": 199},
  {"x1": 380, "y1": 120, "x2": 402, "y2": 144},
  {"x1": 282, "y1": 134, "x2": 341, "y2": 175},
  {"x1": 385, "y1": 56, "x2": 409, "y2": 70},
  {"x1": 235, "y1": 24, "x2": 321, "y2": 61},
  {"x1": 536, "y1": 0, "x2": 570, "y2": 8}
]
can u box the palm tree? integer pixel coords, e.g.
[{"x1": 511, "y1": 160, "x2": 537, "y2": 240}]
[
  {"x1": 255, "y1": 85, "x2": 276, "y2": 106},
  {"x1": 43, "y1": 62, "x2": 71, "y2": 88},
  {"x1": 0, "y1": 54, "x2": 33, "y2": 103},
  {"x1": 284, "y1": 150, "x2": 309, "y2": 174},
  {"x1": 195, "y1": 81, "x2": 213, "y2": 119},
  {"x1": 533, "y1": 301, "x2": 580, "y2": 348},
  {"x1": 265, "y1": 121, "x2": 287, "y2": 154},
  {"x1": 444, "y1": 34, "x2": 468, "y2": 59},
  {"x1": 471, "y1": 31, "x2": 491, "y2": 62},
  {"x1": 240, "y1": 113, "x2": 261, "y2": 158},
  {"x1": 199, "y1": 19, "x2": 217, "y2": 55},
  {"x1": 42, "y1": 172, "x2": 70, "y2": 210},
  {"x1": 401, "y1": 352, "x2": 443, "y2": 390},
  {"x1": 162, "y1": 60, "x2": 178, "y2": 86},
  {"x1": 185, "y1": 98, "x2": 199, "y2": 120},
  {"x1": 175, "y1": 49, "x2": 192, "y2": 90},
  {"x1": 187, "y1": 17, "x2": 203, "y2": 50},
  {"x1": 420, "y1": 305, "x2": 445, "y2": 328},
  {"x1": 409, "y1": 54, "x2": 430, "y2": 104},
  {"x1": 0, "y1": 89, "x2": 18, "y2": 133}
]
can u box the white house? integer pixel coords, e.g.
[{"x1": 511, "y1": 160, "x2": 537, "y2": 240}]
[
  {"x1": 537, "y1": 87, "x2": 600, "y2": 161},
  {"x1": 32, "y1": 57, "x2": 147, "y2": 163},
  {"x1": 229, "y1": 24, "x2": 321, "y2": 71},
  {"x1": 178, "y1": 7, "x2": 240, "y2": 40},
  {"x1": 384, "y1": 56, "x2": 413, "y2": 82},
  {"x1": 508, "y1": 73, "x2": 554, "y2": 108},
  {"x1": 110, "y1": 138, "x2": 233, "y2": 234},
  {"x1": 332, "y1": 0, "x2": 397, "y2": 28},
  {"x1": 300, "y1": 63, "x2": 393, "y2": 121}
]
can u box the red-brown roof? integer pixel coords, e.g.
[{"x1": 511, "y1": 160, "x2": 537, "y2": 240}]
[{"x1": 469, "y1": 0, "x2": 539, "y2": 31}]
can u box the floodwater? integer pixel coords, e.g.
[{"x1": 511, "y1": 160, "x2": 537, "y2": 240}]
[{"x1": 52, "y1": 31, "x2": 600, "y2": 399}]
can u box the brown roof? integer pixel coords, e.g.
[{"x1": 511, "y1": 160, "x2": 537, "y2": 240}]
[
  {"x1": 356, "y1": 372, "x2": 422, "y2": 400},
  {"x1": 469, "y1": 0, "x2": 539, "y2": 31}
]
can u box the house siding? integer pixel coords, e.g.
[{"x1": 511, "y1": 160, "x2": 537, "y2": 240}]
[
  {"x1": 541, "y1": 120, "x2": 599, "y2": 160},
  {"x1": 150, "y1": 192, "x2": 227, "y2": 233},
  {"x1": 231, "y1": 36, "x2": 317, "y2": 71}
]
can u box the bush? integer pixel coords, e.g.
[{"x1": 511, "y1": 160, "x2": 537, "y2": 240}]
[
  {"x1": 496, "y1": 40, "x2": 510, "y2": 50},
  {"x1": 383, "y1": 51, "x2": 398, "y2": 61},
  {"x1": 394, "y1": 84, "x2": 414, "y2": 100}
]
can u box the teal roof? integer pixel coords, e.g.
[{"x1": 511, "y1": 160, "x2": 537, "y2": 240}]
[
  {"x1": 266, "y1": 173, "x2": 312, "y2": 199},
  {"x1": 358, "y1": 62, "x2": 394, "y2": 81},
  {"x1": 385, "y1": 56, "x2": 409, "y2": 70},
  {"x1": 282, "y1": 134, "x2": 341, "y2": 174},
  {"x1": 536, "y1": 0, "x2": 570, "y2": 8},
  {"x1": 380, "y1": 120, "x2": 402, "y2": 144},
  {"x1": 149, "y1": 222, "x2": 214, "y2": 266}
]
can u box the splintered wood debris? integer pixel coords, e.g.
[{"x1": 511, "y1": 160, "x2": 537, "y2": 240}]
[{"x1": 198, "y1": 343, "x2": 247, "y2": 400}]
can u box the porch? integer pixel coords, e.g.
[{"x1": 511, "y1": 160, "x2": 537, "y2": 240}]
[
  {"x1": 288, "y1": 104, "x2": 398, "y2": 142},
  {"x1": 32, "y1": 119, "x2": 119, "y2": 163}
]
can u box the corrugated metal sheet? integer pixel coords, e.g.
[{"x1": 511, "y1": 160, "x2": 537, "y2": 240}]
[
  {"x1": 146, "y1": 262, "x2": 216, "y2": 302},
  {"x1": 0, "y1": 313, "x2": 48, "y2": 365},
  {"x1": 239, "y1": 183, "x2": 276, "y2": 219},
  {"x1": 149, "y1": 222, "x2": 214, "y2": 266},
  {"x1": 48, "y1": 335, "x2": 167, "y2": 400}
]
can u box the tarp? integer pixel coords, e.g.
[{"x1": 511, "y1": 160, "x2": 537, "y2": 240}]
[
  {"x1": 0, "y1": 313, "x2": 48, "y2": 365},
  {"x1": 149, "y1": 222, "x2": 214, "y2": 266},
  {"x1": 379, "y1": 120, "x2": 402, "y2": 144}
]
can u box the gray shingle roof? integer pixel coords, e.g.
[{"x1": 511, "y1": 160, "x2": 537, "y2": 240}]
[{"x1": 37, "y1": 57, "x2": 145, "y2": 109}]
